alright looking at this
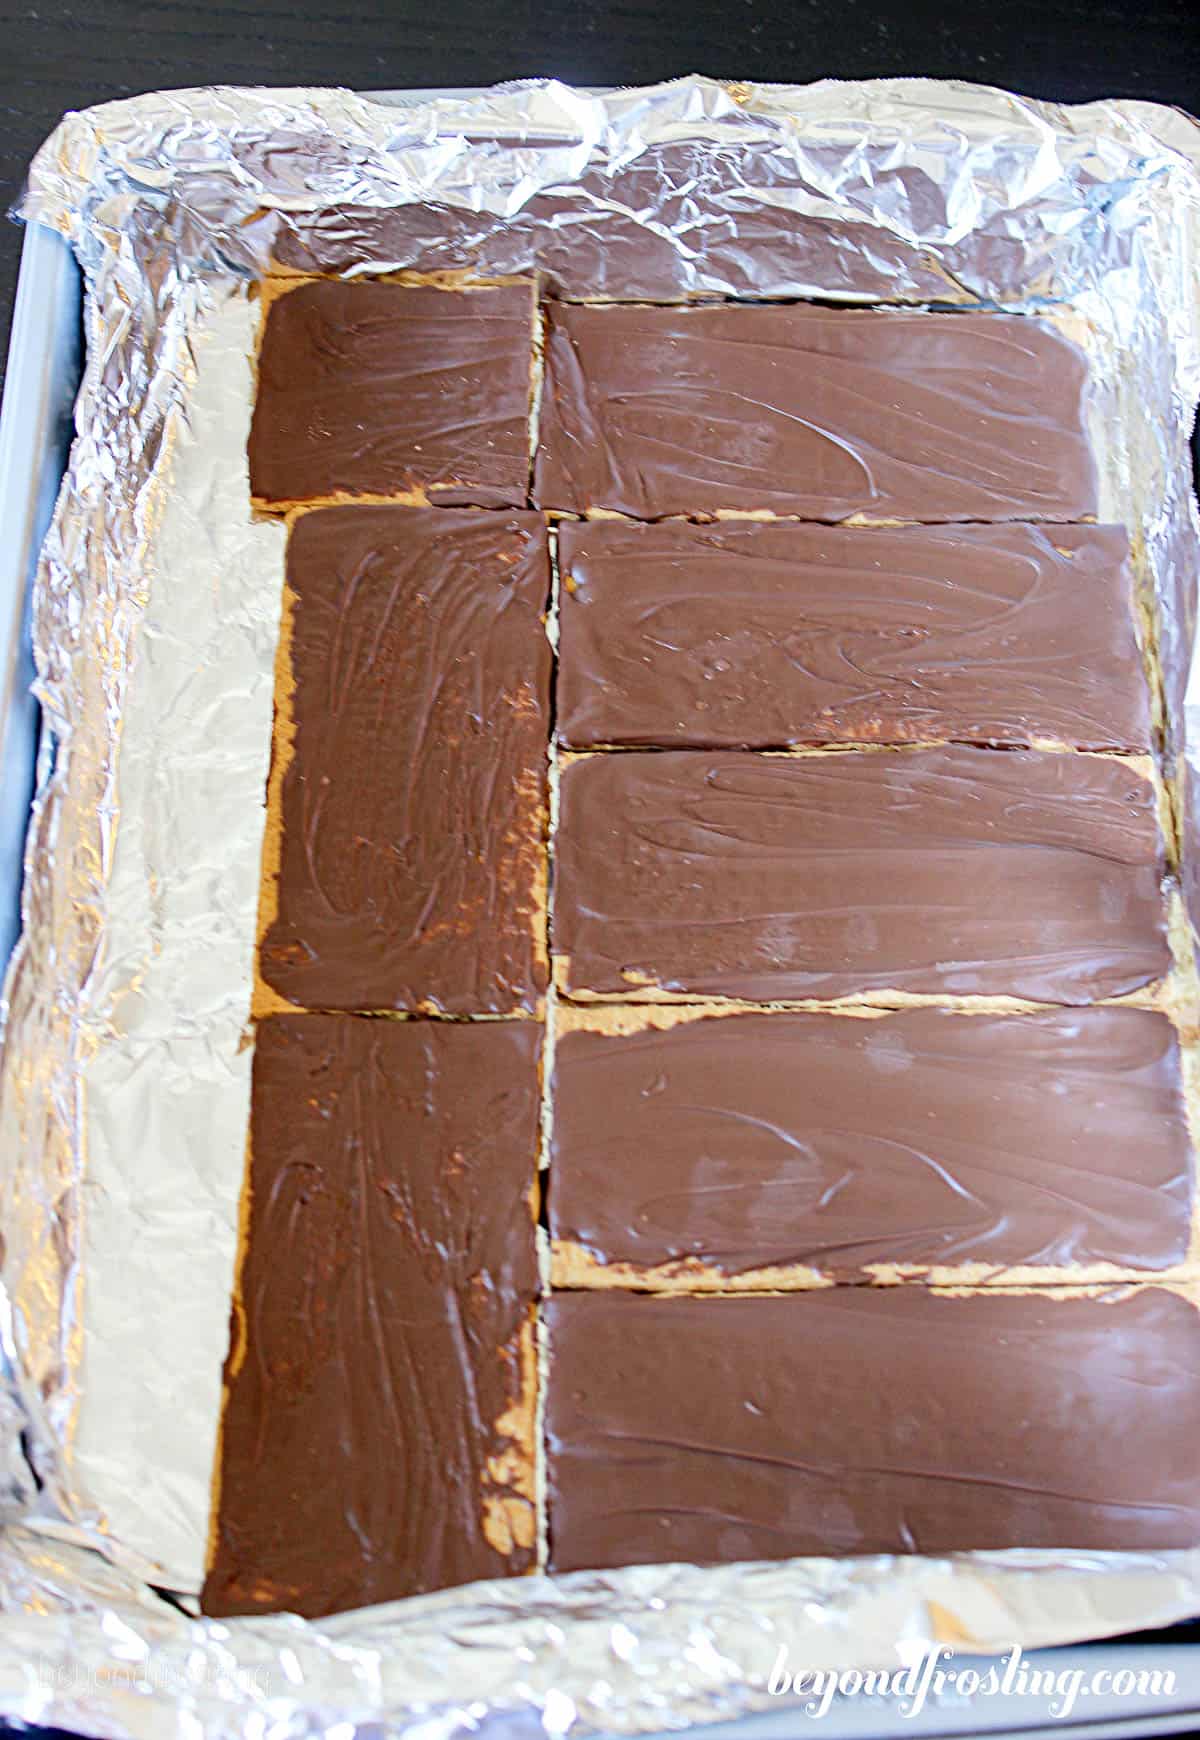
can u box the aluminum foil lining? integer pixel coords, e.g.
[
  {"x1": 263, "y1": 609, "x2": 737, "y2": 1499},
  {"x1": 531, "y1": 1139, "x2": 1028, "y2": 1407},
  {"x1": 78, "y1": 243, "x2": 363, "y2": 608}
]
[{"x1": 2, "y1": 74, "x2": 1200, "y2": 1739}]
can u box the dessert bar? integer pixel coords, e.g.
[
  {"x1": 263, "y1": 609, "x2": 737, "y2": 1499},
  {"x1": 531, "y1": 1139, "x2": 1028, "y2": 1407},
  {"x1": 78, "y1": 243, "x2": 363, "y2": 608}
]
[
  {"x1": 203, "y1": 1014, "x2": 542, "y2": 1619},
  {"x1": 549, "y1": 1005, "x2": 1193, "y2": 1287},
  {"x1": 258, "y1": 505, "x2": 551, "y2": 1016},
  {"x1": 553, "y1": 745, "x2": 1169, "y2": 1004},
  {"x1": 556, "y1": 520, "x2": 1149, "y2": 752},
  {"x1": 545, "y1": 1287, "x2": 1200, "y2": 1570},
  {"x1": 534, "y1": 302, "x2": 1098, "y2": 521},
  {"x1": 249, "y1": 278, "x2": 538, "y2": 510}
]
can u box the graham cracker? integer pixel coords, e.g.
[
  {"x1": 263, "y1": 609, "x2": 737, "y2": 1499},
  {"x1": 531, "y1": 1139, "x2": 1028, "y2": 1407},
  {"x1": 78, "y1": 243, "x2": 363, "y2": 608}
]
[{"x1": 248, "y1": 274, "x2": 541, "y2": 519}]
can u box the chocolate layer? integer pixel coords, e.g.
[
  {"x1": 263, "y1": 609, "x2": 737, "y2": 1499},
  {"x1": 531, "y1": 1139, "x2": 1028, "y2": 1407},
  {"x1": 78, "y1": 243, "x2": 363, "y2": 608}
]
[
  {"x1": 534, "y1": 302, "x2": 1097, "y2": 521},
  {"x1": 557, "y1": 521, "x2": 1149, "y2": 752},
  {"x1": 260, "y1": 507, "x2": 550, "y2": 1015},
  {"x1": 549, "y1": 1008, "x2": 1192, "y2": 1280},
  {"x1": 249, "y1": 279, "x2": 535, "y2": 508},
  {"x1": 553, "y1": 747, "x2": 1168, "y2": 1004},
  {"x1": 203, "y1": 1015, "x2": 541, "y2": 1619},
  {"x1": 545, "y1": 1288, "x2": 1200, "y2": 1570}
]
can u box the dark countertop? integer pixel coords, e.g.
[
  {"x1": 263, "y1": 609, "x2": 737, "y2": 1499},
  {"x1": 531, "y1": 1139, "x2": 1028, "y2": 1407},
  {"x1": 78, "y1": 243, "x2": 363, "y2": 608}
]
[{"x1": 1, "y1": 0, "x2": 1198, "y2": 391}]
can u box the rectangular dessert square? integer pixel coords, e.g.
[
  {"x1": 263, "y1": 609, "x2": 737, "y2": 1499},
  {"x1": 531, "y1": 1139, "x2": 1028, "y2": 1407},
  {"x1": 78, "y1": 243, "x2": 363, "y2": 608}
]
[
  {"x1": 249, "y1": 279, "x2": 536, "y2": 509},
  {"x1": 552, "y1": 747, "x2": 1168, "y2": 1005},
  {"x1": 556, "y1": 520, "x2": 1149, "y2": 752},
  {"x1": 534, "y1": 302, "x2": 1097, "y2": 521},
  {"x1": 259, "y1": 506, "x2": 551, "y2": 1015},
  {"x1": 549, "y1": 1006, "x2": 1192, "y2": 1286},
  {"x1": 545, "y1": 1288, "x2": 1200, "y2": 1570},
  {"x1": 203, "y1": 1014, "x2": 542, "y2": 1619}
]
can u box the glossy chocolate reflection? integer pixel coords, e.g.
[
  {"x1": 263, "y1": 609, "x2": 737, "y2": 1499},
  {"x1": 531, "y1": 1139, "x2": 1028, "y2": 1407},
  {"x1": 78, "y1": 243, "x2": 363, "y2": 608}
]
[
  {"x1": 249, "y1": 279, "x2": 535, "y2": 507},
  {"x1": 545, "y1": 1289, "x2": 1200, "y2": 1570},
  {"x1": 549, "y1": 1007, "x2": 1192, "y2": 1280},
  {"x1": 260, "y1": 507, "x2": 551, "y2": 1015},
  {"x1": 556, "y1": 520, "x2": 1149, "y2": 751},
  {"x1": 203, "y1": 1014, "x2": 541, "y2": 1619},
  {"x1": 553, "y1": 747, "x2": 1168, "y2": 1004},
  {"x1": 535, "y1": 302, "x2": 1097, "y2": 521}
]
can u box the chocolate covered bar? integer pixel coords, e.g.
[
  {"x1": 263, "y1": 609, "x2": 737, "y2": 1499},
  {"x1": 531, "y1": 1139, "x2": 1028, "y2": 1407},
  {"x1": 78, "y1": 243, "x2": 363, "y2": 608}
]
[
  {"x1": 258, "y1": 506, "x2": 551, "y2": 1015},
  {"x1": 553, "y1": 746, "x2": 1168, "y2": 1005},
  {"x1": 249, "y1": 278, "x2": 537, "y2": 509},
  {"x1": 203, "y1": 1014, "x2": 542, "y2": 1619},
  {"x1": 549, "y1": 1005, "x2": 1193, "y2": 1286},
  {"x1": 534, "y1": 302, "x2": 1097, "y2": 521},
  {"x1": 545, "y1": 1288, "x2": 1200, "y2": 1570},
  {"x1": 556, "y1": 520, "x2": 1149, "y2": 751},
  {"x1": 234, "y1": 260, "x2": 1186, "y2": 1614}
]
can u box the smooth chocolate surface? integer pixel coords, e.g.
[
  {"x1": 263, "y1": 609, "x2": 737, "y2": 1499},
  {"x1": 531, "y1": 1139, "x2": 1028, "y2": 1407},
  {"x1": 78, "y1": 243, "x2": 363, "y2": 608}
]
[
  {"x1": 556, "y1": 521, "x2": 1149, "y2": 752},
  {"x1": 550, "y1": 1008, "x2": 1192, "y2": 1278},
  {"x1": 553, "y1": 747, "x2": 1168, "y2": 1004},
  {"x1": 260, "y1": 507, "x2": 550, "y2": 1014},
  {"x1": 534, "y1": 302, "x2": 1097, "y2": 521},
  {"x1": 545, "y1": 1289, "x2": 1200, "y2": 1569},
  {"x1": 249, "y1": 279, "x2": 535, "y2": 507},
  {"x1": 203, "y1": 1015, "x2": 541, "y2": 1619}
]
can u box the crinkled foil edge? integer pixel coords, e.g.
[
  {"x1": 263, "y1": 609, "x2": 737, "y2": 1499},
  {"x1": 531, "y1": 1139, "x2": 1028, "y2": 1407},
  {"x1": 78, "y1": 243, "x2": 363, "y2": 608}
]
[{"x1": 1, "y1": 74, "x2": 1200, "y2": 1740}]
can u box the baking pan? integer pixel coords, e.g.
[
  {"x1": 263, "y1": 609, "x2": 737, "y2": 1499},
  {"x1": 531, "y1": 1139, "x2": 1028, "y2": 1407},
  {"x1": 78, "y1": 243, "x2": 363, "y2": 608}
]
[
  {"x1": 0, "y1": 219, "x2": 80, "y2": 972},
  {"x1": 2, "y1": 90, "x2": 1200, "y2": 1740}
]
